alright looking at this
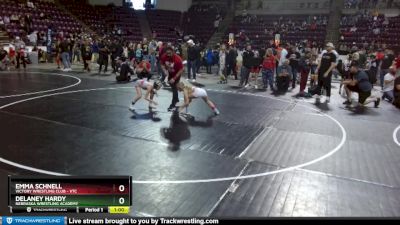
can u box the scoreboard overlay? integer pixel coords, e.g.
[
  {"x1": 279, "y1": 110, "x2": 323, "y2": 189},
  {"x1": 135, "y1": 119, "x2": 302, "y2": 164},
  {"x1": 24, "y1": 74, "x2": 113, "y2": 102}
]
[{"x1": 8, "y1": 176, "x2": 132, "y2": 214}]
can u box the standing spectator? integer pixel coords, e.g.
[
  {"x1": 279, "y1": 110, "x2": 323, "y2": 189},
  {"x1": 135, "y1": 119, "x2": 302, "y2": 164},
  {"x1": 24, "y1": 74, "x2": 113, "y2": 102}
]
[
  {"x1": 55, "y1": 40, "x2": 61, "y2": 69},
  {"x1": 73, "y1": 41, "x2": 81, "y2": 64},
  {"x1": 59, "y1": 39, "x2": 71, "y2": 71},
  {"x1": 135, "y1": 43, "x2": 143, "y2": 64},
  {"x1": 315, "y1": 43, "x2": 337, "y2": 103},
  {"x1": 186, "y1": 39, "x2": 197, "y2": 82},
  {"x1": 297, "y1": 52, "x2": 312, "y2": 97},
  {"x1": 149, "y1": 40, "x2": 157, "y2": 74},
  {"x1": 277, "y1": 43, "x2": 289, "y2": 74},
  {"x1": 261, "y1": 48, "x2": 277, "y2": 91},
  {"x1": 81, "y1": 39, "x2": 92, "y2": 72},
  {"x1": 110, "y1": 39, "x2": 119, "y2": 74},
  {"x1": 250, "y1": 50, "x2": 262, "y2": 89},
  {"x1": 142, "y1": 38, "x2": 150, "y2": 61},
  {"x1": 156, "y1": 41, "x2": 166, "y2": 83},
  {"x1": 218, "y1": 44, "x2": 227, "y2": 83},
  {"x1": 160, "y1": 46, "x2": 184, "y2": 112},
  {"x1": 24, "y1": 14, "x2": 33, "y2": 34},
  {"x1": 239, "y1": 45, "x2": 254, "y2": 87},
  {"x1": 14, "y1": 37, "x2": 26, "y2": 70},
  {"x1": 206, "y1": 47, "x2": 213, "y2": 74},
  {"x1": 98, "y1": 39, "x2": 109, "y2": 74},
  {"x1": 8, "y1": 44, "x2": 16, "y2": 68},
  {"x1": 289, "y1": 52, "x2": 300, "y2": 89},
  {"x1": 91, "y1": 39, "x2": 99, "y2": 64},
  {"x1": 226, "y1": 45, "x2": 238, "y2": 80}
]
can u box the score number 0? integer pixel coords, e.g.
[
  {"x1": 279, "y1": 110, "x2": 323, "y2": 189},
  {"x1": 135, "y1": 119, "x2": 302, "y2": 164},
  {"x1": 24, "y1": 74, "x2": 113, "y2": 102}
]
[{"x1": 118, "y1": 185, "x2": 126, "y2": 205}]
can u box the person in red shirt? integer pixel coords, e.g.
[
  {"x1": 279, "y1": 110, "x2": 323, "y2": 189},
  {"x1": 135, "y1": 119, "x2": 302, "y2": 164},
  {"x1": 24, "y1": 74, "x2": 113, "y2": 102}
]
[
  {"x1": 395, "y1": 54, "x2": 400, "y2": 71},
  {"x1": 136, "y1": 59, "x2": 151, "y2": 80},
  {"x1": 261, "y1": 48, "x2": 277, "y2": 90},
  {"x1": 8, "y1": 46, "x2": 16, "y2": 67},
  {"x1": 161, "y1": 46, "x2": 184, "y2": 111}
]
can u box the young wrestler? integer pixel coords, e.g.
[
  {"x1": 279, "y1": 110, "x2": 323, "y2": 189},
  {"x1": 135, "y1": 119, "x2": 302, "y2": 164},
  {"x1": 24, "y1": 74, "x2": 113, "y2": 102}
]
[
  {"x1": 176, "y1": 82, "x2": 220, "y2": 115},
  {"x1": 129, "y1": 79, "x2": 162, "y2": 111}
]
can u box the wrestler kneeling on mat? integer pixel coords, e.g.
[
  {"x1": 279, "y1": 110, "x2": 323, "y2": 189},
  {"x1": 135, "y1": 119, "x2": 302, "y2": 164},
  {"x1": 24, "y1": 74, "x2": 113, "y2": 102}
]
[
  {"x1": 129, "y1": 79, "x2": 162, "y2": 112},
  {"x1": 176, "y1": 82, "x2": 220, "y2": 116}
]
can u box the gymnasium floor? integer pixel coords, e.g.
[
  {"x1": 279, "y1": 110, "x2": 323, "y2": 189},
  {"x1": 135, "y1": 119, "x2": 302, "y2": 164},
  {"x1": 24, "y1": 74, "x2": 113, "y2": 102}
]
[{"x1": 0, "y1": 67, "x2": 399, "y2": 217}]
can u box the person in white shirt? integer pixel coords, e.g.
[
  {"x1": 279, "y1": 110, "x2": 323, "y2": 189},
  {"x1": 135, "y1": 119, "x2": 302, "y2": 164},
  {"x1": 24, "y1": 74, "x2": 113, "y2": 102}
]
[
  {"x1": 279, "y1": 44, "x2": 288, "y2": 67},
  {"x1": 382, "y1": 67, "x2": 396, "y2": 102}
]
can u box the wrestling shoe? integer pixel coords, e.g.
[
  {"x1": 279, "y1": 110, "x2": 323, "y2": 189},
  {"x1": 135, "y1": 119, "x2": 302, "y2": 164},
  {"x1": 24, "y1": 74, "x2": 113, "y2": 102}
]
[
  {"x1": 214, "y1": 108, "x2": 220, "y2": 116},
  {"x1": 342, "y1": 100, "x2": 352, "y2": 105},
  {"x1": 374, "y1": 98, "x2": 380, "y2": 108},
  {"x1": 168, "y1": 105, "x2": 175, "y2": 112}
]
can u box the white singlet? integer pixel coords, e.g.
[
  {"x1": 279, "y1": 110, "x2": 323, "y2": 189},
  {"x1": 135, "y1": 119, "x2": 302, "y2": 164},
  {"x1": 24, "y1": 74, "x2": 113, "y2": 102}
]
[
  {"x1": 135, "y1": 79, "x2": 150, "y2": 89},
  {"x1": 191, "y1": 87, "x2": 207, "y2": 98}
]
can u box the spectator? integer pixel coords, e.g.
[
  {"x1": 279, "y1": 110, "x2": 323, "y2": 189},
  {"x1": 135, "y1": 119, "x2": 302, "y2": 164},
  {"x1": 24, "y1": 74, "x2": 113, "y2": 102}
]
[
  {"x1": 206, "y1": 47, "x2": 213, "y2": 74},
  {"x1": 0, "y1": 49, "x2": 10, "y2": 71},
  {"x1": 91, "y1": 39, "x2": 99, "y2": 64},
  {"x1": 315, "y1": 42, "x2": 337, "y2": 103},
  {"x1": 3, "y1": 15, "x2": 10, "y2": 25},
  {"x1": 98, "y1": 39, "x2": 109, "y2": 74},
  {"x1": 239, "y1": 45, "x2": 254, "y2": 87},
  {"x1": 218, "y1": 44, "x2": 227, "y2": 83},
  {"x1": 297, "y1": 52, "x2": 312, "y2": 97},
  {"x1": 14, "y1": 37, "x2": 26, "y2": 70},
  {"x1": 382, "y1": 67, "x2": 396, "y2": 102},
  {"x1": 27, "y1": 31, "x2": 37, "y2": 46},
  {"x1": 289, "y1": 51, "x2": 300, "y2": 89},
  {"x1": 186, "y1": 39, "x2": 197, "y2": 82},
  {"x1": 59, "y1": 39, "x2": 72, "y2": 71},
  {"x1": 24, "y1": 14, "x2": 33, "y2": 34},
  {"x1": 380, "y1": 49, "x2": 395, "y2": 90},
  {"x1": 10, "y1": 14, "x2": 19, "y2": 23},
  {"x1": 261, "y1": 48, "x2": 277, "y2": 91},
  {"x1": 116, "y1": 57, "x2": 133, "y2": 82},
  {"x1": 81, "y1": 39, "x2": 92, "y2": 72},
  {"x1": 342, "y1": 61, "x2": 380, "y2": 108},
  {"x1": 393, "y1": 75, "x2": 400, "y2": 108},
  {"x1": 226, "y1": 45, "x2": 238, "y2": 80},
  {"x1": 276, "y1": 59, "x2": 292, "y2": 93}
]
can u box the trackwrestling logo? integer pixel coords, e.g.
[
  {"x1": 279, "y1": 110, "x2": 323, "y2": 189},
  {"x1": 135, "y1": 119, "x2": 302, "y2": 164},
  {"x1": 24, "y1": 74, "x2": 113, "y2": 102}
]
[{"x1": 6, "y1": 218, "x2": 12, "y2": 225}]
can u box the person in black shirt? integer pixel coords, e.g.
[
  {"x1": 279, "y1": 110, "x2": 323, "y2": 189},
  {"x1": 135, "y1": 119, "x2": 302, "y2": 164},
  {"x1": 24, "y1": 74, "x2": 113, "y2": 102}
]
[
  {"x1": 226, "y1": 45, "x2": 238, "y2": 80},
  {"x1": 342, "y1": 62, "x2": 380, "y2": 108},
  {"x1": 98, "y1": 40, "x2": 109, "y2": 74},
  {"x1": 81, "y1": 39, "x2": 92, "y2": 72},
  {"x1": 393, "y1": 76, "x2": 400, "y2": 108},
  {"x1": 289, "y1": 50, "x2": 300, "y2": 89},
  {"x1": 239, "y1": 45, "x2": 254, "y2": 87},
  {"x1": 116, "y1": 57, "x2": 133, "y2": 82},
  {"x1": 315, "y1": 42, "x2": 337, "y2": 103},
  {"x1": 110, "y1": 39, "x2": 123, "y2": 74},
  {"x1": 186, "y1": 40, "x2": 197, "y2": 81}
]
